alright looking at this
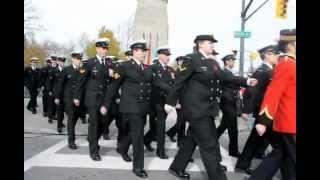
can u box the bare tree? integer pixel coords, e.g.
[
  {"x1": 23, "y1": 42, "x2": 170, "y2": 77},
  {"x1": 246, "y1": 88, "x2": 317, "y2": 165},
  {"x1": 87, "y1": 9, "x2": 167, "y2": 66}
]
[
  {"x1": 24, "y1": 0, "x2": 44, "y2": 41},
  {"x1": 115, "y1": 15, "x2": 134, "y2": 51},
  {"x1": 77, "y1": 32, "x2": 91, "y2": 52}
]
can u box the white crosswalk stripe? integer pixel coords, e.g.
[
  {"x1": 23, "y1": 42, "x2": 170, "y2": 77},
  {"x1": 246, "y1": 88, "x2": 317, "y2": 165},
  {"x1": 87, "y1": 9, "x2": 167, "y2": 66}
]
[{"x1": 24, "y1": 139, "x2": 236, "y2": 172}]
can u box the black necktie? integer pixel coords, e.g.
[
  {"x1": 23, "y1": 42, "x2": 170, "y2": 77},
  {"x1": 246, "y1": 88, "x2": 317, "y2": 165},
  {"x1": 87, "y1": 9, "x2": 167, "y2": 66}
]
[{"x1": 164, "y1": 65, "x2": 168, "y2": 71}]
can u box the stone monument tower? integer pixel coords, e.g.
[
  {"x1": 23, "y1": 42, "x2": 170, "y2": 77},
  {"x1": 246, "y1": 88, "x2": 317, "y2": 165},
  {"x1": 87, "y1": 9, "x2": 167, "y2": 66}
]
[{"x1": 133, "y1": 0, "x2": 169, "y2": 64}]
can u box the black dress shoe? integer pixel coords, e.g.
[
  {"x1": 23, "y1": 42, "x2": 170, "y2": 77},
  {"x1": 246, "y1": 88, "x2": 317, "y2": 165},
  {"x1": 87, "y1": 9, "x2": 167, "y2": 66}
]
[
  {"x1": 103, "y1": 133, "x2": 111, "y2": 140},
  {"x1": 32, "y1": 110, "x2": 37, "y2": 114},
  {"x1": 61, "y1": 123, "x2": 66, "y2": 128},
  {"x1": 169, "y1": 168, "x2": 190, "y2": 179},
  {"x1": 145, "y1": 143, "x2": 154, "y2": 152},
  {"x1": 57, "y1": 127, "x2": 62, "y2": 134},
  {"x1": 27, "y1": 107, "x2": 33, "y2": 112},
  {"x1": 90, "y1": 153, "x2": 101, "y2": 161},
  {"x1": 132, "y1": 169, "x2": 148, "y2": 178},
  {"x1": 43, "y1": 112, "x2": 48, "y2": 117},
  {"x1": 189, "y1": 158, "x2": 194, "y2": 163},
  {"x1": 235, "y1": 167, "x2": 254, "y2": 176},
  {"x1": 220, "y1": 164, "x2": 227, "y2": 171},
  {"x1": 167, "y1": 134, "x2": 177, "y2": 142},
  {"x1": 116, "y1": 148, "x2": 132, "y2": 162},
  {"x1": 48, "y1": 118, "x2": 53, "y2": 124},
  {"x1": 68, "y1": 143, "x2": 78, "y2": 150},
  {"x1": 156, "y1": 151, "x2": 169, "y2": 159}
]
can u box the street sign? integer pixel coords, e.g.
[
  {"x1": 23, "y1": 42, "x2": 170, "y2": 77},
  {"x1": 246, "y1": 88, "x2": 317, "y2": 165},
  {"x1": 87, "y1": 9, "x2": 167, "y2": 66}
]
[{"x1": 234, "y1": 31, "x2": 251, "y2": 38}]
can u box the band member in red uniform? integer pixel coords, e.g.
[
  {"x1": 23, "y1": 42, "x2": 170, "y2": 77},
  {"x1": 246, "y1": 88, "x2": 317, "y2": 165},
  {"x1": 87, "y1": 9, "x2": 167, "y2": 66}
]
[{"x1": 250, "y1": 28, "x2": 296, "y2": 180}]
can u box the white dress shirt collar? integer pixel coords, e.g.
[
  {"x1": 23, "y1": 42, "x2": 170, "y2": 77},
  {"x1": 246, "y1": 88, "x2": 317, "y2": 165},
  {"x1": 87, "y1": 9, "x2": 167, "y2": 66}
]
[
  {"x1": 132, "y1": 58, "x2": 142, "y2": 66},
  {"x1": 263, "y1": 62, "x2": 273, "y2": 70},
  {"x1": 198, "y1": 50, "x2": 211, "y2": 59}
]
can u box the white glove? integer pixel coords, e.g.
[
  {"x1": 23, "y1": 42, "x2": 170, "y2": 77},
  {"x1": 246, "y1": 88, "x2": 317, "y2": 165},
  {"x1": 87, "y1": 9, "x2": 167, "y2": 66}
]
[
  {"x1": 255, "y1": 124, "x2": 267, "y2": 136},
  {"x1": 247, "y1": 78, "x2": 258, "y2": 87},
  {"x1": 100, "y1": 106, "x2": 108, "y2": 115},
  {"x1": 73, "y1": 99, "x2": 80, "y2": 106},
  {"x1": 49, "y1": 92, "x2": 53, "y2": 96},
  {"x1": 175, "y1": 103, "x2": 181, "y2": 109},
  {"x1": 164, "y1": 104, "x2": 174, "y2": 114},
  {"x1": 54, "y1": 98, "x2": 60, "y2": 105},
  {"x1": 241, "y1": 113, "x2": 249, "y2": 121},
  {"x1": 116, "y1": 98, "x2": 120, "y2": 104}
]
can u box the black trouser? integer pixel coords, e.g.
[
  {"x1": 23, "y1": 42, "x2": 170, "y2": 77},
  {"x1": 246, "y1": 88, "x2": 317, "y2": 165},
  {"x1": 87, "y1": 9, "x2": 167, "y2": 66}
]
[
  {"x1": 144, "y1": 109, "x2": 157, "y2": 144},
  {"x1": 65, "y1": 105, "x2": 80, "y2": 144},
  {"x1": 27, "y1": 88, "x2": 38, "y2": 110},
  {"x1": 42, "y1": 88, "x2": 49, "y2": 114},
  {"x1": 102, "y1": 104, "x2": 122, "y2": 140},
  {"x1": 154, "y1": 104, "x2": 167, "y2": 153},
  {"x1": 87, "y1": 106, "x2": 104, "y2": 154},
  {"x1": 78, "y1": 103, "x2": 87, "y2": 120},
  {"x1": 48, "y1": 94, "x2": 57, "y2": 119},
  {"x1": 236, "y1": 118, "x2": 271, "y2": 170},
  {"x1": 56, "y1": 101, "x2": 65, "y2": 128},
  {"x1": 118, "y1": 113, "x2": 145, "y2": 170},
  {"x1": 217, "y1": 110, "x2": 239, "y2": 155},
  {"x1": 249, "y1": 132, "x2": 296, "y2": 180},
  {"x1": 170, "y1": 116, "x2": 227, "y2": 180},
  {"x1": 166, "y1": 109, "x2": 187, "y2": 145}
]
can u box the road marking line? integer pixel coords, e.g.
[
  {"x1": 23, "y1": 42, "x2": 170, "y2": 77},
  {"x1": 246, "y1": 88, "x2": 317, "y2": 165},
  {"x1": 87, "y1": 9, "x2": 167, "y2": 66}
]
[{"x1": 24, "y1": 139, "x2": 236, "y2": 172}]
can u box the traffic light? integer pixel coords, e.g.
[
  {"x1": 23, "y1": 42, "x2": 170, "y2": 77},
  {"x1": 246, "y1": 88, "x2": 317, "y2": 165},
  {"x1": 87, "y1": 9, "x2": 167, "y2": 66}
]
[{"x1": 276, "y1": 0, "x2": 289, "y2": 19}]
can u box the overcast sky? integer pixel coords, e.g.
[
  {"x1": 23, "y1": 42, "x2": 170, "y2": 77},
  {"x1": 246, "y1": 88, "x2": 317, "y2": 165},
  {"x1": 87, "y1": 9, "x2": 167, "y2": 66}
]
[{"x1": 30, "y1": 0, "x2": 295, "y2": 71}]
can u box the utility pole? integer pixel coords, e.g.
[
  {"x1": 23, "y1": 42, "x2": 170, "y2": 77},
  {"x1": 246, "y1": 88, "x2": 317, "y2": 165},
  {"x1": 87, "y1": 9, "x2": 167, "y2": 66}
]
[
  {"x1": 239, "y1": 0, "x2": 246, "y2": 77},
  {"x1": 238, "y1": 0, "x2": 271, "y2": 77}
]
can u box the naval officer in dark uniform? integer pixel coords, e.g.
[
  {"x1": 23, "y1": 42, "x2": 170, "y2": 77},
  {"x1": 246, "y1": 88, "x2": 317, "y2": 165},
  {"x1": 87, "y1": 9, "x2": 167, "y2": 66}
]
[
  {"x1": 165, "y1": 35, "x2": 258, "y2": 180},
  {"x1": 75, "y1": 38, "x2": 114, "y2": 161},
  {"x1": 100, "y1": 40, "x2": 172, "y2": 178}
]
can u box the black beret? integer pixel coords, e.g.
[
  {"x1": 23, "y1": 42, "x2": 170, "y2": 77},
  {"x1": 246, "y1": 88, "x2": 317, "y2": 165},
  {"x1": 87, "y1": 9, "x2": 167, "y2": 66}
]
[
  {"x1": 194, "y1": 34, "x2": 218, "y2": 43},
  {"x1": 221, "y1": 54, "x2": 236, "y2": 62},
  {"x1": 175, "y1": 56, "x2": 190, "y2": 62},
  {"x1": 125, "y1": 50, "x2": 133, "y2": 56}
]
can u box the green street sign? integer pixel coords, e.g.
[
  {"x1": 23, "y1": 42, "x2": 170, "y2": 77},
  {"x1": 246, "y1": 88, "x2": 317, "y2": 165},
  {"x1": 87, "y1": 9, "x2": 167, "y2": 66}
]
[{"x1": 234, "y1": 31, "x2": 251, "y2": 38}]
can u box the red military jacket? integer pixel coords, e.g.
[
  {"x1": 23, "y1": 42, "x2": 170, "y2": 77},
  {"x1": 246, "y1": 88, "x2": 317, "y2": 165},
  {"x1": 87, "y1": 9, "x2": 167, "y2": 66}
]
[{"x1": 259, "y1": 54, "x2": 296, "y2": 134}]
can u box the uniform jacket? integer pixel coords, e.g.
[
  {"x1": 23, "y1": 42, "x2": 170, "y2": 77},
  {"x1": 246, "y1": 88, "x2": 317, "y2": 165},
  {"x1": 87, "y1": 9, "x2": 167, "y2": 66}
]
[
  {"x1": 259, "y1": 54, "x2": 296, "y2": 134},
  {"x1": 54, "y1": 65, "x2": 83, "y2": 108},
  {"x1": 103, "y1": 59, "x2": 172, "y2": 114},
  {"x1": 76, "y1": 57, "x2": 113, "y2": 108},
  {"x1": 40, "y1": 65, "x2": 50, "y2": 88},
  {"x1": 45, "y1": 66, "x2": 58, "y2": 93},
  {"x1": 24, "y1": 66, "x2": 41, "y2": 90},
  {"x1": 243, "y1": 63, "x2": 273, "y2": 114},
  {"x1": 219, "y1": 68, "x2": 248, "y2": 116},
  {"x1": 166, "y1": 52, "x2": 224, "y2": 120},
  {"x1": 150, "y1": 61, "x2": 175, "y2": 105}
]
